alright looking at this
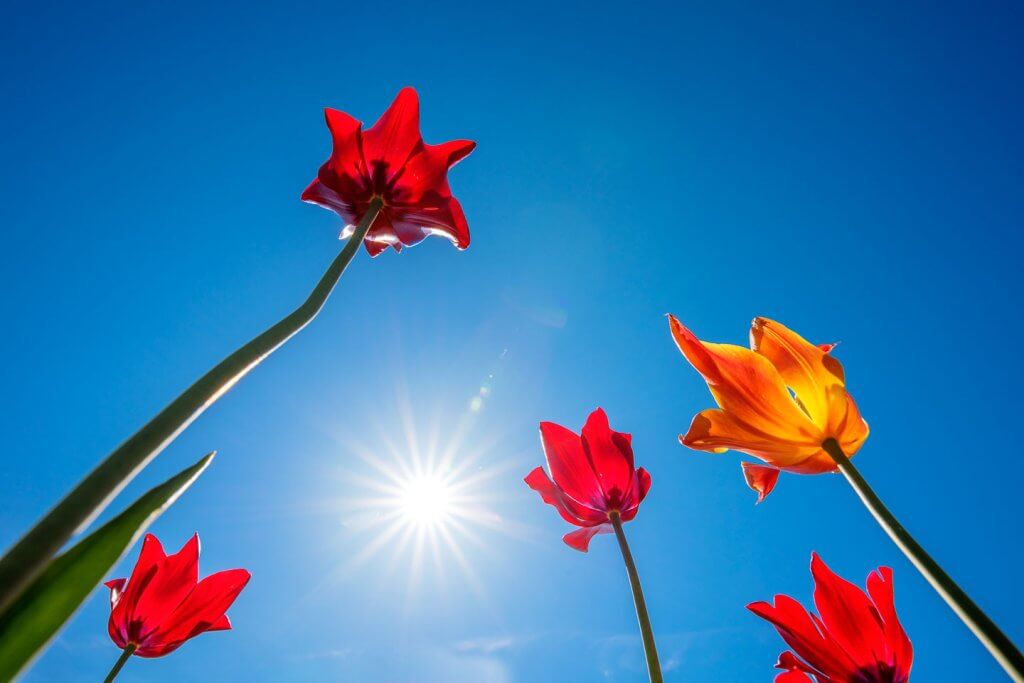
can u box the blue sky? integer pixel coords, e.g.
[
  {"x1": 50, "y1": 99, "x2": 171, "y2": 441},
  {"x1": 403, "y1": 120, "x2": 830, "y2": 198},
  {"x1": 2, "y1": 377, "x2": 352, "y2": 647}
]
[{"x1": 2, "y1": 0, "x2": 1023, "y2": 680}]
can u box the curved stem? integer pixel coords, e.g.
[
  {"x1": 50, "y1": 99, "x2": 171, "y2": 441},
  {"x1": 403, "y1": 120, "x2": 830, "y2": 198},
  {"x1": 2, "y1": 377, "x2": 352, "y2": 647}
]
[
  {"x1": 103, "y1": 644, "x2": 135, "y2": 683},
  {"x1": 823, "y1": 438, "x2": 1024, "y2": 682},
  {"x1": 0, "y1": 199, "x2": 383, "y2": 614},
  {"x1": 609, "y1": 512, "x2": 662, "y2": 683}
]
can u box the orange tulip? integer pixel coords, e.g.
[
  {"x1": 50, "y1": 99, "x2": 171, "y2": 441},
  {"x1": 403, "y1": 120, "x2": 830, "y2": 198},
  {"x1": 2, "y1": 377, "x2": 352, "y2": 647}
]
[{"x1": 668, "y1": 315, "x2": 868, "y2": 499}]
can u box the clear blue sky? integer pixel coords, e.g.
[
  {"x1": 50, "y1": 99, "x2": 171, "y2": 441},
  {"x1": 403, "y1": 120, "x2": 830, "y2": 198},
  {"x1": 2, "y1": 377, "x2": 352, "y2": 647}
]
[{"x1": 2, "y1": 0, "x2": 1023, "y2": 680}]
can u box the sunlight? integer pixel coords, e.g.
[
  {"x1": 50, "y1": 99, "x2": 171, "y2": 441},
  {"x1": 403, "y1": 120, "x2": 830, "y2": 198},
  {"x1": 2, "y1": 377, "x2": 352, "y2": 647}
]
[{"x1": 398, "y1": 473, "x2": 453, "y2": 528}]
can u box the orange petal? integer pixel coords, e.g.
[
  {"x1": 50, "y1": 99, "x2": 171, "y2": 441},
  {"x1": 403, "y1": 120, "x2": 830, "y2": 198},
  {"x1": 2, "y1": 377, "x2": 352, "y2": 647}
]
[
  {"x1": 681, "y1": 409, "x2": 822, "y2": 468},
  {"x1": 742, "y1": 462, "x2": 781, "y2": 504},
  {"x1": 827, "y1": 385, "x2": 870, "y2": 457},
  {"x1": 750, "y1": 318, "x2": 845, "y2": 428},
  {"x1": 669, "y1": 316, "x2": 823, "y2": 452}
]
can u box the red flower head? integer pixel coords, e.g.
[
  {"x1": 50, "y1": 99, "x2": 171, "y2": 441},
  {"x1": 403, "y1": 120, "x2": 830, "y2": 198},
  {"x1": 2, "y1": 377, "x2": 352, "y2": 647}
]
[
  {"x1": 524, "y1": 408, "x2": 652, "y2": 552},
  {"x1": 749, "y1": 553, "x2": 913, "y2": 683},
  {"x1": 301, "y1": 87, "x2": 476, "y2": 256},
  {"x1": 105, "y1": 534, "x2": 250, "y2": 658}
]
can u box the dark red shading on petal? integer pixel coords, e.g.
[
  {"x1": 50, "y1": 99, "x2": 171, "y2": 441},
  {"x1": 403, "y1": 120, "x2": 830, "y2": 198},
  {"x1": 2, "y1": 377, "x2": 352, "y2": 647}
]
[{"x1": 742, "y1": 462, "x2": 781, "y2": 504}]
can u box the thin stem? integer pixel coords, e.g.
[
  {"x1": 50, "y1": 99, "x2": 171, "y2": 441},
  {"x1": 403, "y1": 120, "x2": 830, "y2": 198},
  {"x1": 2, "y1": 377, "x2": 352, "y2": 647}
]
[
  {"x1": 103, "y1": 644, "x2": 136, "y2": 683},
  {"x1": 823, "y1": 438, "x2": 1024, "y2": 682},
  {"x1": 0, "y1": 199, "x2": 383, "y2": 614},
  {"x1": 609, "y1": 512, "x2": 662, "y2": 683}
]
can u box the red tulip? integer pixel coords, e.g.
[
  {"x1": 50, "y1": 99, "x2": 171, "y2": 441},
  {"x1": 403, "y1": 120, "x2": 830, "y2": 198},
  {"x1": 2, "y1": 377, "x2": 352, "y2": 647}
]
[
  {"x1": 524, "y1": 408, "x2": 651, "y2": 552},
  {"x1": 302, "y1": 87, "x2": 476, "y2": 256},
  {"x1": 749, "y1": 553, "x2": 913, "y2": 683},
  {"x1": 105, "y1": 534, "x2": 250, "y2": 658}
]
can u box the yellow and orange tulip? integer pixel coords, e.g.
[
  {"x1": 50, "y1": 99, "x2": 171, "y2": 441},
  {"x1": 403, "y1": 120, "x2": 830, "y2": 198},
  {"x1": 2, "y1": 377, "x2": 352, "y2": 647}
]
[{"x1": 668, "y1": 316, "x2": 869, "y2": 497}]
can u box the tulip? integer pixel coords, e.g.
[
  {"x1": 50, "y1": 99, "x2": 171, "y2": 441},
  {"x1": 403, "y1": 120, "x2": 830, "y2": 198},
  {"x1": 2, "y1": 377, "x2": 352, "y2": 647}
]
[
  {"x1": 749, "y1": 554, "x2": 912, "y2": 683},
  {"x1": 303, "y1": 87, "x2": 476, "y2": 256},
  {"x1": 0, "y1": 88, "x2": 476, "y2": 617},
  {"x1": 103, "y1": 534, "x2": 249, "y2": 681},
  {"x1": 525, "y1": 408, "x2": 660, "y2": 682},
  {"x1": 670, "y1": 315, "x2": 1024, "y2": 680}
]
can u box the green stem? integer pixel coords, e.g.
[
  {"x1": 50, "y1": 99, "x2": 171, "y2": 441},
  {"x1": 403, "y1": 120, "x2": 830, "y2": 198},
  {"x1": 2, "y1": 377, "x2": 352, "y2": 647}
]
[
  {"x1": 103, "y1": 644, "x2": 135, "y2": 683},
  {"x1": 0, "y1": 199, "x2": 383, "y2": 614},
  {"x1": 610, "y1": 511, "x2": 662, "y2": 683},
  {"x1": 823, "y1": 438, "x2": 1024, "y2": 682}
]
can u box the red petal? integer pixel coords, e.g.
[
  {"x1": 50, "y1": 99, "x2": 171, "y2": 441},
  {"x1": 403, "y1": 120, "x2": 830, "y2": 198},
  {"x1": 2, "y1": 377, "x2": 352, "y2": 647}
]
[
  {"x1": 136, "y1": 568, "x2": 250, "y2": 658},
  {"x1": 206, "y1": 614, "x2": 232, "y2": 632},
  {"x1": 748, "y1": 595, "x2": 859, "y2": 678},
  {"x1": 109, "y1": 534, "x2": 167, "y2": 644},
  {"x1": 620, "y1": 467, "x2": 652, "y2": 522},
  {"x1": 563, "y1": 523, "x2": 613, "y2": 552},
  {"x1": 810, "y1": 553, "x2": 890, "y2": 675},
  {"x1": 742, "y1": 462, "x2": 781, "y2": 504},
  {"x1": 389, "y1": 195, "x2": 471, "y2": 251},
  {"x1": 301, "y1": 178, "x2": 360, "y2": 226},
  {"x1": 524, "y1": 467, "x2": 604, "y2": 525},
  {"x1": 130, "y1": 535, "x2": 201, "y2": 644},
  {"x1": 539, "y1": 421, "x2": 605, "y2": 511},
  {"x1": 580, "y1": 408, "x2": 635, "y2": 508},
  {"x1": 361, "y1": 87, "x2": 422, "y2": 185},
  {"x1": 866, "y1": 566, "x2": 913, "y2": 676}
]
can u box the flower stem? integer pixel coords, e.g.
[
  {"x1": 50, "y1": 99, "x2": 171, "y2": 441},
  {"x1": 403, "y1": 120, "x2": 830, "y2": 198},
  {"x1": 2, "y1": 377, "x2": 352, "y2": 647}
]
[
  {"x1": 103, "y1": 645, "x2": 136, "y2": 683},
  {"x1": 609, "y1": 512, "x2": 662, "y2": 683},
  {"x1": 0, "y1": 199, "x2": 383, "y2": 614},
  {"x1": 823, "y1": 438, "x2": 1024, "y2": 682}
]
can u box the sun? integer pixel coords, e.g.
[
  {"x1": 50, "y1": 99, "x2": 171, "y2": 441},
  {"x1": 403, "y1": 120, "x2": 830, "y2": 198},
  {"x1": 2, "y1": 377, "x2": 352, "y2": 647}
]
[{"x1": 398, "y1": 474, "x2": 453, "y2": 528}]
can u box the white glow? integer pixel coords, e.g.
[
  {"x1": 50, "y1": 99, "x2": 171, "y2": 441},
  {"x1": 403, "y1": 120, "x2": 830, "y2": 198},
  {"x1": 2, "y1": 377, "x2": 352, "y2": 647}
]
[{"x1": 399, "y1": 474, "x2": 453, "y2": 527}]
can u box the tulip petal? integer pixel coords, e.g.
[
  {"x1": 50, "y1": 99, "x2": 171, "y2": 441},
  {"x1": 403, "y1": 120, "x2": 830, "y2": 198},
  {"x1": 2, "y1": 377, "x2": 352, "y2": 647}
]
[
  {"x1": 810, "y1": 553, "x2": 889, "y2": 677},
  {"x1": 866, "y1": 566, "x2": 913, "y2": 675},
  {"x1": 138, "y1": 568, "x2": 250, "y2": 658},
  {"x1": 129, "y1": 534, "x2": 201, "y2": 643},
  {"x1": 742, "y1": 462, "x2": 781, "y2": 503},
  {"x1": 668, "y1": 316, "x2": 822, "y2": 449},
  {"x1": 620, "y1": 468, "x2": 651, "y2": 521},
  {"x1": 563, "y1": 523, "x2": 612, "y2": 552},
  {"x1": 826, "y1": 385, "x2": 870, "y2": 457},
  {"x1": 749, "y1": 596, "x2": 860, "y2": 678},
  {"x1": 301, "y1": 178, "x2": 360, "y2": 227},
  {"x1": 681, "y1": 409, "x2": 827, "y2": 472},
  {"x1": 397, "y1": 140, "x2": 477, "y2": 203},
  {"x1": 322, "y1": 108, "x2": 369, "y2": 193},
  {"x1": 750, "y1": 318, "x2": 845, "y2": 428},
  {"x1": 539, "y1": 421, "x2": 605, "y2": 511},
  {"x1": 110, "y1": 533, "x2": 167, "y2": 643},
  {"x1": 581, "y1": 408, "x2": 634, "y2": 508},
  {"x1": 206, "y1": 614, "x2": 232, "y2": 632},
  {"x1": 524, "y1": 467, "x2": 604, "y2": 525},
  {"x1": 774, "y1": 653, "x2": 818, "y2": 682},
  {"x1": 361, "y1": 87, "x2": 422, "y2": 184}
]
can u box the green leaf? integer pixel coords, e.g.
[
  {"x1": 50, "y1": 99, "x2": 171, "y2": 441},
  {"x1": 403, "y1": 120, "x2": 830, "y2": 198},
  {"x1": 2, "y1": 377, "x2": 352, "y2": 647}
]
[
  {"x1": 0, "y1": 202, "x2": 382, "y2": 614},
  {"x1": 0, "y1": 452, "x2": 215, "y2": 680}
]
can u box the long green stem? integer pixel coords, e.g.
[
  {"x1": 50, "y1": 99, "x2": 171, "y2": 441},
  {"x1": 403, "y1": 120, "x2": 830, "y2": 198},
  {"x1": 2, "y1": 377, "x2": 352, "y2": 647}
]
[
  {"x1": 823, "y1": 438, "x2": 1024, "y2": 682},
  {"x1": 103, "y1": 644, "x2": 135, "y2": 683},
  {"x1": 0, "y1": 199, "x2": 383, "y2": 614},
  {"x1": 609, "y1": 512, "x2": 662, "y2": 683}
]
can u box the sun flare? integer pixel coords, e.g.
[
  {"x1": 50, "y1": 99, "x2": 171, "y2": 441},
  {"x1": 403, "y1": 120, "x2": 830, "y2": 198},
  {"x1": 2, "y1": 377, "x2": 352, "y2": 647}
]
[{"x1": 398, "y1": 474, "x2": 453, "y2": 528}]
